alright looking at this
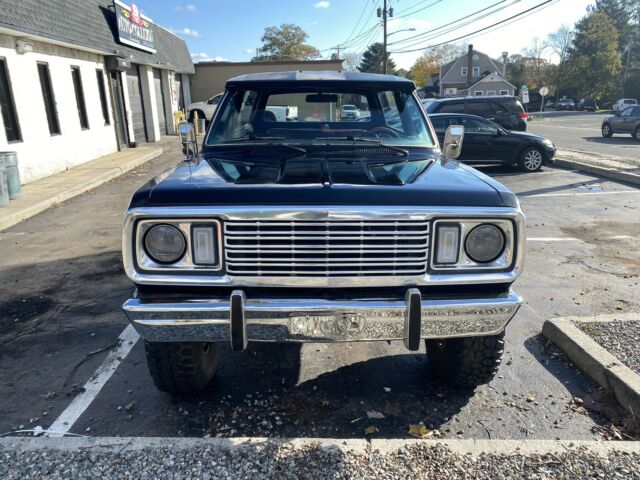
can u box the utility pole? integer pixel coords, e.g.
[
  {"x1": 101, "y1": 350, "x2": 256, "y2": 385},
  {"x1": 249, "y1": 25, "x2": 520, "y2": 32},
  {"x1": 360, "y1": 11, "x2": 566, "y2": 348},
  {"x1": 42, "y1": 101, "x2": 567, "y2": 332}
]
[{"x1": 378, "y1": 1, "x2": 393, "y2": 74}]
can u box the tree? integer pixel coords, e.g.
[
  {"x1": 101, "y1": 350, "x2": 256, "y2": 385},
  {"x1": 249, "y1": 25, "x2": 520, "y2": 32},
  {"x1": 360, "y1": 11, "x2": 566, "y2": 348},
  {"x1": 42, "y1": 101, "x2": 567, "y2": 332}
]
[
  {"x1": 409, "y1": 44, "x2": 468, "y2": 87},
  {"x1": 252, "y1": 24, "x2": 320, "y2": 61},
  {"x1": 342, "y1": 52, "x2": 362, "y2": 72},
  {"x1": 358, "y1": 43, "x2": 396, "y2": 74},
  {"x1": 563, "y1": 12, "x2": 622, "y2": 101},
  {"x1": 548, "y1": 25, "x2": 575, "y2": 99}
]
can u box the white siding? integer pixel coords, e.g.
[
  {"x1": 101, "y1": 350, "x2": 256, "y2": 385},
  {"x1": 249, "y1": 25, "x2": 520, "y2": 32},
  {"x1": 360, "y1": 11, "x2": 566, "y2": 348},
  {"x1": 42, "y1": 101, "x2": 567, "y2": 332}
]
[{"x1": 0, "y1": 34, "x2": 118, "y2": 184}]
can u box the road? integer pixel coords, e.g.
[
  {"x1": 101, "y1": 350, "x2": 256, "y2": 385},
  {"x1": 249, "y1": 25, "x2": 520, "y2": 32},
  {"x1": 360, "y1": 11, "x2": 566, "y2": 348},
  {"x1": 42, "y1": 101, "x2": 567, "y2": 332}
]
[
  {"x1": 528, "y1": 111, "x2": 640, "y2": 162},
  {"x1": 1, "y1": 144, "x2": 639, "y2": 441}
]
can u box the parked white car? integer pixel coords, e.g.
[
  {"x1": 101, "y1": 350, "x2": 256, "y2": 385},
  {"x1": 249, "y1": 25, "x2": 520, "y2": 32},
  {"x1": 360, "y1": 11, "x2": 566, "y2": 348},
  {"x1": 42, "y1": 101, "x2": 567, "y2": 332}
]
[
  {"x1": 186, "y1": 93, "x2": 224, "y2": 123},
  {"x1": 265, "y1": 105, "x2": 299, "y2": 122},
  {"x1": 340, "y1": 104, "x2": 360, "y2": 120},
  {"x1": 613, "y1": 98, "x2": 638, "y2": 113}
]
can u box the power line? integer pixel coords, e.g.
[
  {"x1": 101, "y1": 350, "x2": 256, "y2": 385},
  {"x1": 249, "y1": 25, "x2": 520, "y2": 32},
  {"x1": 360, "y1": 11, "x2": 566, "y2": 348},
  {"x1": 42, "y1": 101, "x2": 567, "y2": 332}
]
[
  {"x1": 394, "y1": 0, "x2": 443, "y2": 19},
  {"x1": 341, "y1": 0, "x2": 373, "y2": 46},
  {"x1": 388, "y1": 0, "x2": 511, "y2": 47},
  {"x1": 391, "y1": 0, "x2": 556, "y2": 53}
]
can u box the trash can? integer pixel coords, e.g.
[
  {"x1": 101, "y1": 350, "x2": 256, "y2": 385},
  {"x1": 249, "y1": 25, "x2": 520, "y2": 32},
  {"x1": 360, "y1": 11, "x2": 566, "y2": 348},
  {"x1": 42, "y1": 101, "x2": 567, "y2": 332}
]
[
  {"x1": 0, "y1": 152, "x2": 20, "y2": 199},
  {"x1": 0, "y1": 158, "x2": 9, "y2": 207}
]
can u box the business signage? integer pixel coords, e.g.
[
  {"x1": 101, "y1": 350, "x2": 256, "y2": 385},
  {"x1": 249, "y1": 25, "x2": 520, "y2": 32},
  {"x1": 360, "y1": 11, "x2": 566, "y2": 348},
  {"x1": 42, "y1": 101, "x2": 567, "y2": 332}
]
[{"x1": 114, "y1": 1, "x2": 156, "y2": 53}]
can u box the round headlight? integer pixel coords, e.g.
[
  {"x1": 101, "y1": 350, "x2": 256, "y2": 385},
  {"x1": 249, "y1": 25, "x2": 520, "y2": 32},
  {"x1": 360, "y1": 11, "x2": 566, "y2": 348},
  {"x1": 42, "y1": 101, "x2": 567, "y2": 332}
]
[
  {"x1": 465, "y1": 224, "x2": 505, "y2": 263},
  {"x1": 144, "y1": 224, "x2": 186, "y2": 264}
]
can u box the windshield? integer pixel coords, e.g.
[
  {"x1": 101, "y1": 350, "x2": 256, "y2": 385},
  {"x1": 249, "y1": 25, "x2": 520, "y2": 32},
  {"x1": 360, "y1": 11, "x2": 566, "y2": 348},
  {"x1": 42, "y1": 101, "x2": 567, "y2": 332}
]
[{"x1": 205, "y1": 86, "x2": 435, "y2": 148}]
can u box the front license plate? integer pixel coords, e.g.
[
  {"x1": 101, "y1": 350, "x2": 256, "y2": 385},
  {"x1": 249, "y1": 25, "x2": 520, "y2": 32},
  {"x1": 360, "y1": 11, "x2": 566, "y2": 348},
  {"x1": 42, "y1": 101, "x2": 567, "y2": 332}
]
[{"x1": 289, "y1": 314, "x2": 365, "y2": 337}]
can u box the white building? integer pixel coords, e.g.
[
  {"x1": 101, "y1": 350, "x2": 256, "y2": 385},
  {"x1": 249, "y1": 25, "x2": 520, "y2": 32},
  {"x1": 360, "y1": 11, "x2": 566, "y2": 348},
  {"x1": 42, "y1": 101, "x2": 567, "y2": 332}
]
[{"x1": 0, "y1": 0, "x2": 194, "y2": 184}]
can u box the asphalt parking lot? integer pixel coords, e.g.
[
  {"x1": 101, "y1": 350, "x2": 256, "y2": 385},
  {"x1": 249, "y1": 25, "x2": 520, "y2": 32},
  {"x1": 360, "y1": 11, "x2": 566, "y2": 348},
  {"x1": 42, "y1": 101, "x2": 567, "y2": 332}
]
[
  {"x1": 1, "y1": 144, "x2": 639, "y2": 441},
  {"x1": 528, "y1": 111, "x2": 640, "y2": 161}
]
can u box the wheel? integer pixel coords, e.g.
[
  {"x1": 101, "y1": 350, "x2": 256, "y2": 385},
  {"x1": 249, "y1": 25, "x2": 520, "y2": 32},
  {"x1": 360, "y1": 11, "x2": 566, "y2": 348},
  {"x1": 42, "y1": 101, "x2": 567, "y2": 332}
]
[
  {"x1": 518, "y1": 147, "x2": 543, "y2": 172},
  {"x1": 426, "y1": 332, "x2": 505, "y2": 388},
  {"x1": 602, "y1": 123, "x2": 612, "y2": 138},
  {"x1": 634, "y1": 127, "x2": 640, "y2": 142},
  {"x1": 144, "y1": 341, "x2": 219, "y2": 394}
]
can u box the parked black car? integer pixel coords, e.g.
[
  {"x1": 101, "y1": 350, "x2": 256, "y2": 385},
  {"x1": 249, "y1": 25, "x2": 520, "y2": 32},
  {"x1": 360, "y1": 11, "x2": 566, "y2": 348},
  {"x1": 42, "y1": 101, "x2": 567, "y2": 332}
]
[
  {"x1": 577, "y1": 99, "x2": 597, "y2": 112},
  {"x1": 425, "y1": 96, "x2": 528, "y2": 131},
  {"x1": 121, "y1": 71, "x2": 526, "y2": 394},
  {"x1": 429, "y1": 113, "x2": 556, "y2": 172},
  {"x1": 601, "y1": 106, "x2": 640, "y2": 141},
  {"x1": 555, "y1": 98, "x2": 575, "y2": 111}
]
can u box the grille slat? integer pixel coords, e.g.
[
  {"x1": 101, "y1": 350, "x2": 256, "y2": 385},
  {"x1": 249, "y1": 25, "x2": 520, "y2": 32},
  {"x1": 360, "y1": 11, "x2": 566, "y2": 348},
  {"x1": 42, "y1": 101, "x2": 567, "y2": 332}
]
[{"x1": 224, "y1": 220, "x2": 429, "y2": 277}]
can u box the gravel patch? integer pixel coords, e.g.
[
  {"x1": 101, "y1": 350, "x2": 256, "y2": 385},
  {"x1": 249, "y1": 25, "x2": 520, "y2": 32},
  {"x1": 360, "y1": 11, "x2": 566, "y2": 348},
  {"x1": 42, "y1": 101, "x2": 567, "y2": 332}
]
[
  {"x1": 1, "y1": 442, "x2": 639, "y2": 479},
  {"x1": 578, "y1": 320, "x2": 640, "y2": 375}
]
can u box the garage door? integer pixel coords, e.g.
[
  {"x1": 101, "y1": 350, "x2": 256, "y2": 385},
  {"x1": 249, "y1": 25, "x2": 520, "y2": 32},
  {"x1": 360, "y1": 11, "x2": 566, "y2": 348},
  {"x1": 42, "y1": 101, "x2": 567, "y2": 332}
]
[
  {"x1": 125, "y1": 65, "x2": 148, "y2": 145},
  {"x1": 153, "y1": 68, "x2": 167, "y2": 135}
]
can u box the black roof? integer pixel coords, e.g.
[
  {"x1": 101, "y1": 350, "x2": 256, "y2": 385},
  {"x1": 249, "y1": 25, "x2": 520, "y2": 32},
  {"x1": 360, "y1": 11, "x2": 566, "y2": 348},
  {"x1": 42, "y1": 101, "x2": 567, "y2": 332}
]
[
  {"x1": 431, "y1": 95, "x2": 517, "y2": 102},
  {"x1": 0, "y1": 0, "x2": 194, "y2": 73},
  {"x1": 227, "y1": 71, "x2": 415, "y2": 88}
]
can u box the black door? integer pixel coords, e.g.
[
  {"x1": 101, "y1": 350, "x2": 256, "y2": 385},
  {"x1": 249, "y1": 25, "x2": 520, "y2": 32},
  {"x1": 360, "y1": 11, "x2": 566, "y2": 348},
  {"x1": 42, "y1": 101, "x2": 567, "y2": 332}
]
[
  {"x1": 455, "y1": 116, "x2": 497, "y2": 162},
  {"x1": 126, "y1": 65, "x2": 148, "y2": 146},
  {"x1": 109, "y1": 71, "x2": 129, "y2": 149},
  {"x1": 153, "y1": 68, "x2": 167, "y2": 135}
]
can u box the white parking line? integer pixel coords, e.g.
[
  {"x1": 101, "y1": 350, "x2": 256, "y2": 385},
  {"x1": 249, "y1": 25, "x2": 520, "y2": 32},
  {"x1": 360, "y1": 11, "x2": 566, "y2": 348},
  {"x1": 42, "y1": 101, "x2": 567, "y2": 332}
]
[
  {"x1": 527, "y1": 237, "x2": 580, "y2": 242},
  {"x1": 46, "y1": 324, "x2": 139, "y2": 437},
  {"x1": 520, "y1": 190, "x2": 640, "y2": 198}
]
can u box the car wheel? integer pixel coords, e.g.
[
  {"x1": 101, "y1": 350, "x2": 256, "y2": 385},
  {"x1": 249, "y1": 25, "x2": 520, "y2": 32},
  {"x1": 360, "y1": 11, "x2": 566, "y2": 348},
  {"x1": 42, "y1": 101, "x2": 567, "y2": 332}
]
[
  {"x1": 634, "y1": 127, "x2": 640, "y2": 142},
  {"x1": 602, "y1": 123, "x2": 612, "y2": 138},
  {"x1": 426, "y1": 332, "x2": 505, "y2": 388},
  {"x1": 144, "y1": 341, "x2": 219, "y2": 394},
  {"x1": 518, "y1": 147, "x2": 543, "y2": 172}
]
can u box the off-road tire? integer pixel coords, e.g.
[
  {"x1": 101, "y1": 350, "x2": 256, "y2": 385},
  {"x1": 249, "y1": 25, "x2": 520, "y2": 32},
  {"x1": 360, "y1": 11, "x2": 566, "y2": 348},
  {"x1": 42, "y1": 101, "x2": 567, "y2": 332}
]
[
  {"x1": 426, "y1": 332, "x2": 505, "y2": 388},
  {"x1": 517, "y1": 147, "x2": 543, "y2": 172},
  {"x1": 602, "y1": 123, "x2": 612, "y2": 138},
  {"x1": 144, "y1": 341, "x2": 219, "y2": 394}
]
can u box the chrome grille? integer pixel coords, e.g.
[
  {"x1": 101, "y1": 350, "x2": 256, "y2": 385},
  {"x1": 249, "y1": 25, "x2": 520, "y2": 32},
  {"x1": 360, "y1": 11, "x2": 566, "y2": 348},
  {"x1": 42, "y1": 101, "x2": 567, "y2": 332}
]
[{"x1": 224, "y1": 220, "x2": 429, "y2": 276}]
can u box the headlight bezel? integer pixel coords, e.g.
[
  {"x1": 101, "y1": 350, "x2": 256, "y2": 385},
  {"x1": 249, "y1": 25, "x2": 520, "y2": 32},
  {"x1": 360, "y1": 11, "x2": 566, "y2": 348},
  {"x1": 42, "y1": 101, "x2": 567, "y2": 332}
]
[
  {"x1": 135, "y1": 218, "x2": 222, "y2": 273},
  {"x1": 431, "y1": 218, "x2": 516, "y2": 272}
]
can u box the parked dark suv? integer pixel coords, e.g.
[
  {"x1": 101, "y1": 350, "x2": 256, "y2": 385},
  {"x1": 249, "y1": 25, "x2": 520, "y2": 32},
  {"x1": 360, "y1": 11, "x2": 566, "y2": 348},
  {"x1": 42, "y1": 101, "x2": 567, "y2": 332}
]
[
  {"x1": 425, "y1": 96, "x2": 528, "y2": 131},
  {"x1": 601, "y1": 106, "x2": 640, "y2": 141}
]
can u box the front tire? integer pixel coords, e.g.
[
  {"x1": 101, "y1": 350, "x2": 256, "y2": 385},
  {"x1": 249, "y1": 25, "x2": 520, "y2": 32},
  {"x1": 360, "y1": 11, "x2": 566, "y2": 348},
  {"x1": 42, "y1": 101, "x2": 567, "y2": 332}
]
[
  {"x1": 144, "y1": 341, "x2": 219, "y2": 394},
  {"x1": 634, "y1": 127, "x2": 640, "y2": 142},
  {"x1": 518, "y1": 147, "x2": 543, "y2": 172},
  {"x1": 602, "y1": 123, "x2": 612, "y2": 138},
  {"x1": 426, "y1": 332, "x2": 505, "y2": 388}
]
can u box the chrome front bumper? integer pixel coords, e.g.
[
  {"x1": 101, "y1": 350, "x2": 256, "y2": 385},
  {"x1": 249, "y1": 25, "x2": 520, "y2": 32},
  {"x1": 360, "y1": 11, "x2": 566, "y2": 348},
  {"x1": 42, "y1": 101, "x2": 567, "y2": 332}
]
[{"x1": 122, "y1": 289, "x2": 522, "y2": 351}]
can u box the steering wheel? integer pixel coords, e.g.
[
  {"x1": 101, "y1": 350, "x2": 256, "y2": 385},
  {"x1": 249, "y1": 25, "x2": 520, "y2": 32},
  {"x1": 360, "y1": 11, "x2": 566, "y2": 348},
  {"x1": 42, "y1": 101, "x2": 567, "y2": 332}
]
[{"x1": 366, "y1": 126, "x2": 400, "y2": 138}]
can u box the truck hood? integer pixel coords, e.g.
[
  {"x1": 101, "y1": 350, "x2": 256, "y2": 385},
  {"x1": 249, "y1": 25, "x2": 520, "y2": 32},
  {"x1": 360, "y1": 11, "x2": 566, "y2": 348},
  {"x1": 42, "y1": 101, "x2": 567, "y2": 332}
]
[{"x1": 129, "y1": 149, "x2": 518, "y2": 209}]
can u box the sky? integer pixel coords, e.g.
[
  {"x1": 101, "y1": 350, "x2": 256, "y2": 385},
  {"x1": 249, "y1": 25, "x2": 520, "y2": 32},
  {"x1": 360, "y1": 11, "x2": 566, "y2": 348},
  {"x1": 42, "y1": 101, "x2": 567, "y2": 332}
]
[{"x1": 140, "y1": 0, "x2": 592, "y2": 70}]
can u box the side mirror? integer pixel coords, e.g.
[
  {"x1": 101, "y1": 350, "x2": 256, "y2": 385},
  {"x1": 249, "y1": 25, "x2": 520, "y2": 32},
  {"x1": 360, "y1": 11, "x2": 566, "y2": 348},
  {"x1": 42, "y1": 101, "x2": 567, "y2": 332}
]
[
  {"x1": 614, "y1": 110, "x2": 621, "y2": 117},
  {"x1": 178, "y1": 122, "x2": 198, "y2": 159},
  {"x1": 443, "y1": 125, "x2": 464, "y2": 160}
]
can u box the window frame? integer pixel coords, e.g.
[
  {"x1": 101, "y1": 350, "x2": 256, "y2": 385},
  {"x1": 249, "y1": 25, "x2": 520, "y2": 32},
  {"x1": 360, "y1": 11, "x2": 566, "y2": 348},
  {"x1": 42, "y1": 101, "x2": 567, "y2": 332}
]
[
  {"x1": 96, "y1": 69, "x2": 110, "y2": 126},
  {"x1": 474, "y1": 91, "x2": 484, "y2": 96},
  {"x1": 37, "y1": 62, "x2": 61, "y2": 135},
  {"x1": 499, "y1": 89, "x2": 509, "y2": 95},
  {"x1": 472, "y1": 66, "x2": 480, "y2": 77},
  {"x1": 0, "y1": 57, "x2": 22, "y2": 143},
  {"x1": 460, "y1": 67, "x2": 468, "y2": 76},
  {"x1": 71, "y1": 66, "x2": 89, "y2": 130}
]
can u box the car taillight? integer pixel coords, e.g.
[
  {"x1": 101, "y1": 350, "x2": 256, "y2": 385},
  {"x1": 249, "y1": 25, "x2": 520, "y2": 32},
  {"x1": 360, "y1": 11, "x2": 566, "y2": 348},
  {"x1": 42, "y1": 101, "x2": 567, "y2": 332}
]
[{"x1": 518, "y1": 112, "x2": 528, "y2": 119}]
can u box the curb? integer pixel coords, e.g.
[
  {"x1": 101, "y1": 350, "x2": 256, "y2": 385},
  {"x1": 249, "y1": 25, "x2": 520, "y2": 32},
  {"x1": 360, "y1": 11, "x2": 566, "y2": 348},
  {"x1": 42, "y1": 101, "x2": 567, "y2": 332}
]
[
  {"x1": 542, "y1": 315, "x2": 640, "y2": 419},
  {"x1": 552, "y1": 157, "x2": 640, "y2": 186},
  {"x1": 1, "y1": 437, "x2": 639, "y2": 456},
  {"x1": 0, "y1": 147, "x2": 162, "y2": 232}
]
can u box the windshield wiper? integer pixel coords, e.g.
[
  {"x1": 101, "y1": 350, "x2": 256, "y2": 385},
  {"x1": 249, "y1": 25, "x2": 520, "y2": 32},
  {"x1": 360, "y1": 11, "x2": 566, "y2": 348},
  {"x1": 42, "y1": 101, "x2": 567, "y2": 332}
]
[
  {"x1": 220, "y1": 135, "x2": 307, "y2": 156},
  {"x1": 312, "y1": 136, "x2": 409, "y2": 157}
]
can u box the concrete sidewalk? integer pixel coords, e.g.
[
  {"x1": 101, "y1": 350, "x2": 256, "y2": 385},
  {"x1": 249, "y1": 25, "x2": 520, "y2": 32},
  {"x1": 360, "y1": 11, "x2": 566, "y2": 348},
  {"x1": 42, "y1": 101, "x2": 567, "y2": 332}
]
[{"x1": 0, "y1": 145, "x2": 163, "y2": 232}]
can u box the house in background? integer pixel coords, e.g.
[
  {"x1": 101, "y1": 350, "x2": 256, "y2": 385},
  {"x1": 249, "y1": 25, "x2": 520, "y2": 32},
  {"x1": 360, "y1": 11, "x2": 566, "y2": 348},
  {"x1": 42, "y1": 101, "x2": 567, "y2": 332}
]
[{"x1": 439, "y1": 45, "x2": 514, "y2": 97}]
